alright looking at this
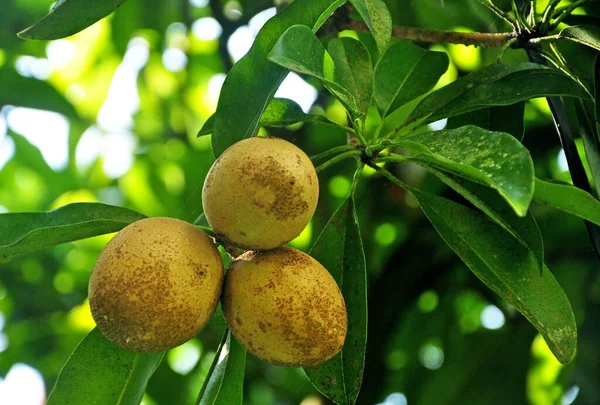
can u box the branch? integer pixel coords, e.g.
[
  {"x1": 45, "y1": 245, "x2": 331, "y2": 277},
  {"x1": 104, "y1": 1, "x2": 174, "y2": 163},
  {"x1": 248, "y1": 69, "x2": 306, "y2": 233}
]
[{"x1": 343, "y1": 20, "x2": 514, "y2": 48}]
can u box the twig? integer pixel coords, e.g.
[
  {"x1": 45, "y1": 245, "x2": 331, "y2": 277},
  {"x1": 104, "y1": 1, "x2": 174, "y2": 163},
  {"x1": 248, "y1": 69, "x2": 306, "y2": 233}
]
[
  {"x1": 343, "y1": 20, "x2": 514, "y2": 48},
  {"x1": 550, "y1": 0, "x2": 591, "y2": 30}
]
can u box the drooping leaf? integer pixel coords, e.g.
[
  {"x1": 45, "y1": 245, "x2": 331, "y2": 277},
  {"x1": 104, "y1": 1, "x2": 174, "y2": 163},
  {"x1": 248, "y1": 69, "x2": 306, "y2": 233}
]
[
  {"x1": 0, "y1": 67, "x2": 78, "y2": 118},
  {"x1": 447, "y1": 102, "x2": 525, "y2": 141},
  {"x1": 268, "y1": 25, "x2": 358, "y2": 115},
  {"x1": 412, "y1": 189, "x2": 576, "y2": 364},
  {"x1": 533, "y1": 178, "x2": 600, "y2": 226},
  {"x1": 0, "y1": 203, "x2": 145, "y2": 261},
  {"x1": 558, "y1": 25, "x2": 600, "y2": 52},
  {"x1": 198, "y1": 98, "x2": 341, "y2": 136},
  {"x1": 197, "y1": 329, "x2": 246, "y2": 405},
  {"x1": 427, "y1": 167, "x2": 543, "y2": 271},
  {"x1": 404, "y1": 62, "x2": 589, "y2": 128},
  {"x1": 374, "y1": 40, "x2": 449, "y2": 117},
  {"x1": 212, "y1": 0, "x2": 345, "y2": 157},
  {"x1": 304, "y1": 198, "x2": 367, "y2": 405},
  {"x1": 328, "y1": 37, "x2": 373, "y2": 117},
  {"x1": 47, "y1": 328, "x2": 163, "y2": 405},
  {"x1": 390, "y1": 125, "x2": 535, "y2": 216},
  {"x1": 18, "y1": 0, "x2": 129, "y2": 40},
  {"x1": 348, "y1": 0, "x2": 392, "y2": 53}
]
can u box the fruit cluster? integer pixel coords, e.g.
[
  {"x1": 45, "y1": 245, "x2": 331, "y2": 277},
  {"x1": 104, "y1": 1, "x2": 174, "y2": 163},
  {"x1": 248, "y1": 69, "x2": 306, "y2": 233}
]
[{"x1": 88, "y1": 137, "x2": 347, "y2": 367}]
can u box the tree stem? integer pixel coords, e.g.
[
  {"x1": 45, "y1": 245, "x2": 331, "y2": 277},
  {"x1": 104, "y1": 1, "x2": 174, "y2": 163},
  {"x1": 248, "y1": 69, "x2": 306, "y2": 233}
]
[{"x1": 343, "y1": 20, "x2": 514, "y2": 48}]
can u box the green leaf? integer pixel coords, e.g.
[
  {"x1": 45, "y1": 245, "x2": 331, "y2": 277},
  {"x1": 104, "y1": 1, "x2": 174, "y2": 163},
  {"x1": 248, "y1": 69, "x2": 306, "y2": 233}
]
[
  {"x1": 558, "y1": 25, "x2": 600, "y2": 52},
  {"x1": 197, "y1": 330, "x2": 246, "y2": 405},
  {"x1": 198, "y1": 98, "x2": 340, "y2": 136},
  {"x1": 348, "y1": 0, "x2": 392, "y2": 53},
  {"x1": 211, "y1": 0, "x2": 345, "y2": 157},
  {"x1": 47, "y1": 328, "x2": 163, "y2": 405},
  {"x1": 18, "y1": 0, "x2": 129, "y2": 40},
  {"x1": 328, "y1": 37, "x2": 374, "y2": 117},
  {"x1": 533, "y1": 178, "x2": 600, "y2": 226},
  {"x1": 405, "y1": 62, "x2": 589, "y2": 128},
  {"x1": 374, "y1": 40, "x2": 449, "y2": 117},
  {"x1": 392, "y1": 125, "x2": 535, "y2": 217},
  {"x1": 0, "y1": 67, "x2": 78, "y2": 118},
  {"x1": 0, "y1": 203, "x2": 145, "y2": 261},
  {"x1": 413, "y1": 190, "x2": 577, "y2": 364},
  {"x1": 428, "y1": 168, "x2": 544, "y2": 271},
  {"x1": 268, "y1": 25, "x2": 358, "y2": 115},
  {"x1": 447, "y1": 102, "x2": 525, "y2": 141},
  {"x1": 304, "y1": 198, "x2": 367, "y2": 405},
  {"x1": 260, "y1": 98, "x2": 339, "y2": 127}
]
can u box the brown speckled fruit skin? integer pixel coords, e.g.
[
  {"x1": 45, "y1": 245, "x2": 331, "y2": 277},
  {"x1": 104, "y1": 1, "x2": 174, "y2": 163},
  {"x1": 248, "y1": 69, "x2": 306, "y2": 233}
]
[
  {"x1": 88, "y1": 217, "x2": 223, "y2": 352},
  {"x1": 202, "y1": 137, "x2": 319, "y2": 251},
  {"x1": 222, "y1": 247, "x2": 347, "y2": 367}
]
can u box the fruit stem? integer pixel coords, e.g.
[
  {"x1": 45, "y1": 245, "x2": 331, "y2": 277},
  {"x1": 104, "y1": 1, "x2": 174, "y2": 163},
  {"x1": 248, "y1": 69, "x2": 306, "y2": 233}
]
[{"x1": 315, "y1": 150, "x2": 362, "y2": 173}]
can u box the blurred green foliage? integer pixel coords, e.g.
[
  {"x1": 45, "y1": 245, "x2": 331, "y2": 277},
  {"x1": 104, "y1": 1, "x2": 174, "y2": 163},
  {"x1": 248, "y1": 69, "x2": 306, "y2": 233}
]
[{"x1": 0, "y1": 0, "x2": 599, "y2": 404}]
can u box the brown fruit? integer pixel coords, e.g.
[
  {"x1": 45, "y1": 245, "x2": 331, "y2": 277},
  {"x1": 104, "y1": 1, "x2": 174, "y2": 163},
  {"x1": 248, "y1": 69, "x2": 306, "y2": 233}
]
[
  {"x1": 88, "y1": 217, "x2": 223, "y2": 352},
  {"x1": 202, "y1": 137, "x2": 319, "y2": 251},
  {"x1": 222, "y1": 247, "x2": 347, "y2": 367}
]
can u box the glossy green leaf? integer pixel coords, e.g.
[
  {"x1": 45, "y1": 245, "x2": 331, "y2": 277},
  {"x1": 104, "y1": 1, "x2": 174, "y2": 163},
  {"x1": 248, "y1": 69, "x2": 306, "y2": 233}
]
[
  {"x1": 348, "y1": 0, "x2": 391, "y2": 53},
  {"x1": 197, "y1": 330, "x2": 246, "y2": 405},
  {"x1": 558, "y1": 25, "x2": 600, "y2": 52},
  {"x1": 533, "y1": 178, "x2": 600, "y2": 226},
  {"x1": 391, "y1": 125, "x2": 535, "y2": 216},
  {"x1": 18, "y1": 0, "x2": 129, "y2": 40},
  {"x1": 211, "y1": 0, "x2": 345, "y2": 157},
  {"x1": 0, "y1": 67, "x2": 78, "y2": 118},
  {"x1": 328, "y1": 37, "x2": 373, "y2": 117},
  {"x1": 0, "y1": 203, "x2": 145, "y2": 261},
  {"x1": 304, "y1": 198, "x2": 367, "y2": 405},
  {"x1": 428, "y1": 168, "x2": 543, "y2": 270},
  {"x1": 47, "y1": 328, "x2": 163, "y2": 405},
  {"x1": 447, "y1": 102, "x2": 525, "y2": 141},
  {"x1": 405, "y1": 63, "x2": 589, "y2": 128},
  {"x1": 198, "y1": 98, "x2": 340, "y2": 136},
  {"x1": 268, "y1": 25, "x2": 358, "y2": 115},
  {"x1": 413, "y1": 189, "x2": 577, "y2": 364},
  {"x1": 374, "y1": 40, "x2": 449, "y2": 117}
]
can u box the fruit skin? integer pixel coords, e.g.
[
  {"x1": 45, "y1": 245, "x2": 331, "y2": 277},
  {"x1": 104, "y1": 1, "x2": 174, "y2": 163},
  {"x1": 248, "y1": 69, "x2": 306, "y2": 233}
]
[
  {"x1": 222, "y1": 247, "x2": 347, "y2": 367},
  {"x1": 202, "y1": 137, "x2": 319, "y2": 251},
  {"x1": 88, "y1": 217, "x2": 223, "y2": 352}
]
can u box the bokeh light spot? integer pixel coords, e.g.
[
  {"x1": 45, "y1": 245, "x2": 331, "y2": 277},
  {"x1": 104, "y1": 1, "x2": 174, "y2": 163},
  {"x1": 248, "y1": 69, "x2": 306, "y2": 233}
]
[
  {"x1": 375, "y1": 223, "x2": 397, "y2": 246},
  {"x1": 168, "y1": 340, "x2": 202, "y2": 375},
  {"x1": 417, "y1": 290, "x2": 439, "y2": 313},
  {"x1": 480, "y1": 305, "x2": 505, "y2": 330},
  {"x1": 329, "y1": 175, "x2": 351, "y2": 198}
]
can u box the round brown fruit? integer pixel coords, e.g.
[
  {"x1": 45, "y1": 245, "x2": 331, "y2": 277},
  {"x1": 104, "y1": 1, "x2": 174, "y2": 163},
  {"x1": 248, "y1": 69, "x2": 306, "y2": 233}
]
[
  {"x1": 202, "y1": 137, "x2": 319, "y2": 251},
  {"x1": 88, "y1": 217, "x2": 223, "y2": 352},
  {"x1": 222, "y1": 246, "x2": 347, "y2": 367}
]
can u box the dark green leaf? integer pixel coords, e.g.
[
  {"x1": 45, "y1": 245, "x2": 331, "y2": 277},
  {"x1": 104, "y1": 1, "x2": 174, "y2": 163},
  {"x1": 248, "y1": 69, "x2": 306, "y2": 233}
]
[
  {"x1": 212, "y1": 0, "x2": 345, "y2": 157},
  {"x1": 428, "y1": 168, "x2": 543, "y2": 271},
  {"x1": 198, "y1": 99, "x2": 340, "y2": 137},
  {"x1": 374, "y1": 40, "x2": 448, "y2": 117},
  {"x1": 18, "y1": 0, "x2": 129, "y2": 40},
  {"x1": 392, "y1": 125, "x2": 535, "y2": 216},
  {"x1": 447, "y1": 102, "x2": 525, "y2": 141},
  {"x1": 198, "y1": 330, "x2": 246, "y2": 405},
  {"x1": 533, "y1": 178, "x2": 600, "y2": 226},
  {"x1": 47, "y1": 328, "x2": 163, "y2": 405},
  {"x1": 413, "y1": 189, "x2": 577, "y2": 364},
  {"x1": 405, "y1": 63, "x2": 589, "y2": 128},
  {"x1": 0, "y1": 203, "x2": 145, "y2": 261},
  {"x1": 268, "y1": 25, "x2": 358, "y2": 115},
  {"x1": 0, "y1": 67, "x2": 78, "y2": 118},
  {"x1": 348, "y1": 0, "x2": 392, "y2": 53},
  {"x1": 558, "y1": 25, "x2": 600, "y2": 52},
  {"x1": 304, "y1": 198, "x2": 367, "y2": 405},
  {"x1": 198, "y1": 115, "x2": 215, "y2": 137},
  {"x1": 328, "y1": 37, "x2": 373, "y2": 117}
]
